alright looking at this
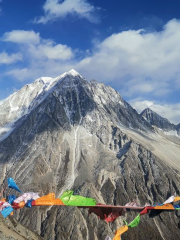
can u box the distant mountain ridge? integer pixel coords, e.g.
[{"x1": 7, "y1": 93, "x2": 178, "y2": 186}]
[{"x1": 140, "y1": 107, "x2": 180, "y2": 136}]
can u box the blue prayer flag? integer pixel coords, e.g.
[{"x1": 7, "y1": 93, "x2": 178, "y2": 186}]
[
  {"x1": 8, "y1": 178, "x2": 22, "y2": 193},
  {"x1": 25, "y1": 199, "x2": 34, "y2": 208},
  {"x1": 8, "y1": 195, "x2": 17, "y2": 205},
  {"x1": 1, "y1": 206, "x2": 13, "y2": 218}
]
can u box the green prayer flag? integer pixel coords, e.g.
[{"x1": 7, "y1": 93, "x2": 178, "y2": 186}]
[
  {"x1": 60, "y1": 190, "x2": 97, "y2": 206},
  {"x1": 128, "y1": 214, "x2": 140, "y2": 228}
]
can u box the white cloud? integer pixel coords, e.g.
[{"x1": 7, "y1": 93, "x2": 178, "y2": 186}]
[
  {"x1": 0, "y1": 52, "x2": 22, "y2": 64},
  {"x1": 1, "y1": 30, "x2": 40, "y2": 45},
  {"x1": 129, "y1": 100, "x2": 180, "y2": 125},
  {"x1": 6, "y1": 68, "x2": 29, "y2": 81},
  {"x1": 71, "y1": 19, "x2": 180, "y2": 98},
  {"x1": 34, "y1": 0, "x2": 99, "y2": 24},
  {"x1": 1, "y1": 30, "x2": 74, "y2": 62},
  {"x1": 28, "y1": 40, "x2": 73, "y2": 60}
]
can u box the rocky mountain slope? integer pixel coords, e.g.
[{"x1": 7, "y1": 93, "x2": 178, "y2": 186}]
[{"x1": 0, "y1": 70, "x2": 180, "y2": 240}]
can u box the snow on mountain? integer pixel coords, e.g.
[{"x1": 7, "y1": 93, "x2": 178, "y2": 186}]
[
  {"x1": 163, "y1": 130, "x2": 179, "y2": 137},
  {"x1": 68, "y1": 69, "x2": 82, "y2": 77},
  {"x1": 0, "y1": 69, "x2": 83, "y2": 141}
]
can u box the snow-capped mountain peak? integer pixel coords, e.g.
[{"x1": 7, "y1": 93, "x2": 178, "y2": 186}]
[
  {"x1": 0, "y1": 70, "x2": 88, "y2": 141},
  {"x1": 68, "y1": 69, "x2": 81, "y2": 77}
]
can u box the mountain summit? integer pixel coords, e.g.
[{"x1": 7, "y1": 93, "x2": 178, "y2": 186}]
[{"x1": 68, "y1": 69, "x2": 82, "y2": 77}]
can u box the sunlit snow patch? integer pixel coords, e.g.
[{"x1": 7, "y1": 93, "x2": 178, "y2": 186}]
[
  {"x1": 0, "y1": 123, "x2": 15, "y2": 142},
  {"x1": 164, "y1": 130, "x2": 179, "y2": 137}
]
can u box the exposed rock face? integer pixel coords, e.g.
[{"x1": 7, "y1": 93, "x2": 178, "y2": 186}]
[{"x1": 0, "y1": 70, "x2": 180, "y2": 240}]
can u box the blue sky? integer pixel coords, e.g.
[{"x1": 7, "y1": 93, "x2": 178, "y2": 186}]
[{"x1": 0, "y1": 0, "x2": 180, "y2": 124}]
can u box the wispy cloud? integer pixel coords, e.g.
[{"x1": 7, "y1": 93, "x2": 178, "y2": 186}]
[
  {"x1": 28, "y1": 39, "x2": 74, "y2": 60},
  {"x1": 1, "y1": 30, "x2": 74, "y2": 80},
  {"x1": 6, "y1": 68, "x2": 29, "y2": 81},
  {"x1": 1, "y1": 30, "x2": 74, "y2": 62},
  {"x1": 34, "y1": 0, "x2": 100, "y2": 24},
  {"x1": 0, "y1": 52, "x2": 22, "y2": 64},
  {"x1": 1, "y1": 30, "x2": 40, "y2": 44}
]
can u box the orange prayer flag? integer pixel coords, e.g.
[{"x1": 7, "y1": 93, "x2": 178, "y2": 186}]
[
  {"x1": 33, "y1": 199, "x2": 64, "y2": 206},
  {"x1": 32, "y1": 193, "x2": 64, "y2": 206},
  {"x1": 35, "y1": 192, "x2": 55, "y2": 202},
  {"x1": 113, "y1": 225, "x2": 128, "y2": 240},
  {"x1": 154, "y1": 204, "x2": 175, "y2": 210},
  {"x1": 0, "y1": 198, "x2": 6, "y2": 202}
]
